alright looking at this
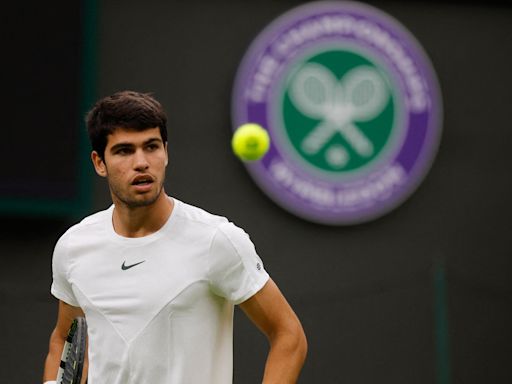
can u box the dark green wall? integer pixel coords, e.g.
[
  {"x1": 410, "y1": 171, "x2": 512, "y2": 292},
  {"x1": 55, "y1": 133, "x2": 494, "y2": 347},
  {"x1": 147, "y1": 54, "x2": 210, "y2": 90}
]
[{"x1": 1, "y1": 1, "x2": 511, "y2": 383}]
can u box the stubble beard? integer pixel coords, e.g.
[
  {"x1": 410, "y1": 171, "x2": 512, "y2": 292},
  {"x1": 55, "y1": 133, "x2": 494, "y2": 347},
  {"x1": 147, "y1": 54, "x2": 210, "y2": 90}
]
[{"x1": 109, "y1": 178, "x2": 165, "y2": 209}]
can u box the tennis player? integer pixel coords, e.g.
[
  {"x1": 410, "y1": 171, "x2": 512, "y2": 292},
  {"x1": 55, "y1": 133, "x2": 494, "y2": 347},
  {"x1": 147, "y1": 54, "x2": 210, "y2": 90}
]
[{"x1": 42, "y1": 91, "x2": 307, "y2": 384}]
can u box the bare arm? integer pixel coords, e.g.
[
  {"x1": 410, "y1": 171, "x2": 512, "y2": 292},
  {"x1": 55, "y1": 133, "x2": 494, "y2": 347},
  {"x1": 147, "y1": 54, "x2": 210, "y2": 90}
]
[
  {"x1": 239, "y1": 279, "x2": 307, "y2": 384},
  {"x1": 43, "y1": 300, "x2": 86, "y2": 382}
]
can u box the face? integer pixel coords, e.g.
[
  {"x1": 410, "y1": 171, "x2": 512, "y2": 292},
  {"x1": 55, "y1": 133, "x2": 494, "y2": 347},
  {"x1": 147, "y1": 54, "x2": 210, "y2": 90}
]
[{"x1": 92, "y1": 127, "x2": 168, "y2": 208}]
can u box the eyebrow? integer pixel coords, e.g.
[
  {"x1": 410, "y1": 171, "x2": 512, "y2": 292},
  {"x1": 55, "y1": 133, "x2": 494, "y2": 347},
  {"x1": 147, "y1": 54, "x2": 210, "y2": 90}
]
[{"x1": 110, "y1": 137, "x2": 163, "y2": 153}]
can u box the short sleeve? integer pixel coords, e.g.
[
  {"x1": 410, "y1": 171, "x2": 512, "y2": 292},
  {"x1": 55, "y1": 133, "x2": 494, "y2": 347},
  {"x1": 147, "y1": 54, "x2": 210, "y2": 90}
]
[
  {"x1": 208, "y1": 222, "x2": 270, "y2": 304},
  {"x1": 50, "y1": 234, "x2": 79, "y2": 306}
]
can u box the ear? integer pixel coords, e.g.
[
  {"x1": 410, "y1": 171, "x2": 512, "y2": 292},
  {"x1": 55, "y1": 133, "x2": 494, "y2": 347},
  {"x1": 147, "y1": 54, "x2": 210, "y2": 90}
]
[
  {"x1": 91, "y1": 151, "x2": 107, "y2": 177},
  {"x1": 164, "y1": 142, "x2": 169, "y2": 166}
]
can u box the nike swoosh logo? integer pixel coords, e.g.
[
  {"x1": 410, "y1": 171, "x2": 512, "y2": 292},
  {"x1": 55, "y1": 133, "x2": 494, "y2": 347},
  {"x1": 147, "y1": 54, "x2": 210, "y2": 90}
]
[{"x1": 121, "y1": 260, "x2": 146, "y2": 270}]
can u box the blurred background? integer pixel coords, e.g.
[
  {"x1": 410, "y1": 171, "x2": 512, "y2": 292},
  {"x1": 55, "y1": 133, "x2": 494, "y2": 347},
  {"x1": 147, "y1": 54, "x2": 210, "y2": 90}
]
[{"x1": 1, "y1": 0, "x2": 511, "y2": 383}]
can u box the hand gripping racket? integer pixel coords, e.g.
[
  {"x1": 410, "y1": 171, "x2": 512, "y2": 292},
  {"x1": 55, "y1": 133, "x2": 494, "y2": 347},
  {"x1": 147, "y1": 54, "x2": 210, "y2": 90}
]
[{"x1": 56, "y1": 317, "x2": 87, "y2": 384}]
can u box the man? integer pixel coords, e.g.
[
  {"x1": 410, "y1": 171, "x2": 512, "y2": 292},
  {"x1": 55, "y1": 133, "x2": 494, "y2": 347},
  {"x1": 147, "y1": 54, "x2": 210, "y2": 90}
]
[{"x1": 43, "y1": 90, "x2": 307, "y2": 384}]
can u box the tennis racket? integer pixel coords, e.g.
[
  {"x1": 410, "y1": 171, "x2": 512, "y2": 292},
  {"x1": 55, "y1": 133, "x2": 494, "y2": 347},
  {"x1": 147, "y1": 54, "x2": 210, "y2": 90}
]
[
  {"x1": 56, "y1": 317, "x2": 87, "y2": 384},
  {"x1": 289, "y1": 63, "x2": 389, "y2": 163}
]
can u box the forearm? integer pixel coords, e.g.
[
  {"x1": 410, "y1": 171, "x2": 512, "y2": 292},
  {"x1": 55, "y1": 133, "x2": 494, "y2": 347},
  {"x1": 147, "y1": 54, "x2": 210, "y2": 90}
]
[
  {"x1": 44, "y1": 301, "x2": 87, "y2": 383},
  {"x1": 43, "y1": 330, "x2": 89, "y2": 384},
  {"x1": 262, "y1": 330, "x2": 308, "y2": 384},
  {"x1": 43, "y1": 330, "x2": 64, "y2": 381}
]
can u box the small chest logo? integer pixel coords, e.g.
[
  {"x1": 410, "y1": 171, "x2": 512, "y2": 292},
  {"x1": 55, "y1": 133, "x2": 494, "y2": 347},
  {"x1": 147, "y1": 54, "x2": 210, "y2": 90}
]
[{"x1": 121, "y1": 260, "x2": 146, "y2": 271}]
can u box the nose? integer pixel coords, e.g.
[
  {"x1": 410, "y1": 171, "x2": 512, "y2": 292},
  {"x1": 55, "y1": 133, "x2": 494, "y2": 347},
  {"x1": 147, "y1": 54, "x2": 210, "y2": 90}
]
[{"x1": 133, "y1": 149, "x2": 149, "y2": 171}]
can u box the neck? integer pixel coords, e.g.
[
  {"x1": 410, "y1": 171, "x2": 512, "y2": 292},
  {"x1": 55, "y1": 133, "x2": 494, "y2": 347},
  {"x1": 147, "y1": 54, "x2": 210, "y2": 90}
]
[{"x1": 112, "y1": 191, "x2": 173, "y2": 238}]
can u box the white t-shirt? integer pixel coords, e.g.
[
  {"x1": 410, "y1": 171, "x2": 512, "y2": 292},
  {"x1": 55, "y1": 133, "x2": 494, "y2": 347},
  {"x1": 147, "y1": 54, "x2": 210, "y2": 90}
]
[{"x1": 51, "y1": 197, "x2": 269, "y2": 384}]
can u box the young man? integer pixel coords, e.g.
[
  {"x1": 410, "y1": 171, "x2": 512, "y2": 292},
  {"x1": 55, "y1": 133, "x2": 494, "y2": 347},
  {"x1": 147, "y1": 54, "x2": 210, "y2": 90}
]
[{"x1": 43, "y1": 91, "x2": 307, "y2": 384}]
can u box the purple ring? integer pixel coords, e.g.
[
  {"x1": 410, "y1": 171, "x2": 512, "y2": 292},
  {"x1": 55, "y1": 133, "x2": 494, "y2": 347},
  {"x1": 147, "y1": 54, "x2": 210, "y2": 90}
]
[{"x1": 232, "y1": 1, "x2": 442, "y2": 225}]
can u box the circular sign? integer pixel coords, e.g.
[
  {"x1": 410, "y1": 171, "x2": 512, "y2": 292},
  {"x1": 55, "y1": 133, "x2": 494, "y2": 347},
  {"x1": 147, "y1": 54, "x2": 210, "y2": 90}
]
[{"x1": 232, "y1": 1, "x2": 442, "y2": 225}]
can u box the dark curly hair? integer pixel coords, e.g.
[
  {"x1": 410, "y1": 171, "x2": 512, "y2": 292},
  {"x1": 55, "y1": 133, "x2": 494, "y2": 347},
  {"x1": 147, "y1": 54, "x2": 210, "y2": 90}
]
[{"x1": 85, "y1": 90, "x2": 168, "y2": 159}]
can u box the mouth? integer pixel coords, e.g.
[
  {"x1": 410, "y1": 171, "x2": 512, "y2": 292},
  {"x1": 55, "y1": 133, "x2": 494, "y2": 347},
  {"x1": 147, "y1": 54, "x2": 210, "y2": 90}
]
[{"x1": 131, "y1": 175, "x2": 154, "y2": 189}]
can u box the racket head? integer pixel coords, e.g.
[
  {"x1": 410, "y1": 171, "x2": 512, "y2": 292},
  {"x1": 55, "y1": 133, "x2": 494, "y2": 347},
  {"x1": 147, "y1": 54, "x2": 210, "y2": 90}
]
[
  {"x1": 56, "y1": 317, "x2": 87, "y2": 384},
  {"x1": 342, "y1": 66, "x2": 389, "y2": 120},
  {"x1": 289, "y1": 63, "x2": 337, "y2": 118}
]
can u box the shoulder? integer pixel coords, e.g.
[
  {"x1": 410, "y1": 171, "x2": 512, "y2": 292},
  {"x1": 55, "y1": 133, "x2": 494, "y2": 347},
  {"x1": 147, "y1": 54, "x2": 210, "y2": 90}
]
[
  {"x1": 173, "y1": 199, "x2": 252, "y2": 243},
  {"x1": 55, "y1": 206, "x2": 112, "y2": 248},
  {"x1": 173, "y1": 198, "x2": 252, "y2": 243},
  {"x1": 173, "y1": 198, "x2": 231, "y2": 231}
]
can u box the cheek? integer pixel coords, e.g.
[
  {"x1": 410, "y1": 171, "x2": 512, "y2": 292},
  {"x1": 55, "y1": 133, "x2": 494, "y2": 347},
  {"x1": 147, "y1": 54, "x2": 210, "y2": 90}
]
[
  {"x1": 152, "y1": 154, "x2": 168, "y2": 169},
  {"x1": 105, "y1": 163, "x2": 128, "y2": 180}
]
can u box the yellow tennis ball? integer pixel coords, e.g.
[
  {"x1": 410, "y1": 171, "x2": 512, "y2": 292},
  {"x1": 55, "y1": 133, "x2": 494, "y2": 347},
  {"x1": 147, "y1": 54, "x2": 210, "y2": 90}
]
[{"x1": 231, "y1": 123, "x2": 270, "y2": 161}]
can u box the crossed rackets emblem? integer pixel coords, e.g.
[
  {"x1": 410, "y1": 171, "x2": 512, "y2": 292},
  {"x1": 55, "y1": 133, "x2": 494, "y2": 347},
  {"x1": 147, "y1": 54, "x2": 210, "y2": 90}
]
[{"x1": 288, "y1": 63, "x2": 390, "y2": 168}]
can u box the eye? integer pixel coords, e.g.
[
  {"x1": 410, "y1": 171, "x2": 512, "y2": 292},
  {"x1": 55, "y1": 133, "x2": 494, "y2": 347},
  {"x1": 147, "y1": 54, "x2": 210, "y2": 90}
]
[
  {"x1": 146, "y1": 143, "x2": 160, "y2": 151},
  {"x1": 114, "y1": 147, "x2": 133, "y2": 155}
]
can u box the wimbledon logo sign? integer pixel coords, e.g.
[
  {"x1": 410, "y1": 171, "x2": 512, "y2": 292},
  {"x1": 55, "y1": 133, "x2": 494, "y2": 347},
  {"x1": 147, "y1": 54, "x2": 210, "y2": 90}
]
[{"x1": 232, "y1": 1, "x2": 442, "y2": 225}]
